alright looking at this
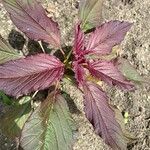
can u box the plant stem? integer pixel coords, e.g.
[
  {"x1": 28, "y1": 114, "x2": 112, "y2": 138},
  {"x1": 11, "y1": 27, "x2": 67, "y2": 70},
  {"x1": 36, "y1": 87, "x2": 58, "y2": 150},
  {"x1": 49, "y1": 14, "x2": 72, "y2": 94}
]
[
  {"x1": 60, "y1": 48, "x2": 65, "y2": 57},
  {"x1": 64, "y1": 49, "x2": 73, "y2": 64},
  {"x1": 32, "y1": 90, "x2": 39, "y2": 99},
  {"x1": 38, "y1": 41, "x2": 45, "y2": 53}
]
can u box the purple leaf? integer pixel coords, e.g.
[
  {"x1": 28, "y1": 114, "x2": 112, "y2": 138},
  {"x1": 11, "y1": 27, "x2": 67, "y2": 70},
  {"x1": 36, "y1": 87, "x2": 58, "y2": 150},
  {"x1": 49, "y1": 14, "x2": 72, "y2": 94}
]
[
  {"x1": 0, "y1": 54, "x2": 64, "y2": 97},
  {"x1": 73, "y1": 24, "x2": 87, "y2": 85},
  {"x1": 86, "y1": 21, "x2": 132, "y2": 55},
  {"x1": 2, "y1": 0, "x2": 61, "y2": 48},
  {"x1": 73, "y1": 24, "x2": 85, "y2": 59},
  {"x1": 88, "y1": 60, "x2": 134, "y2": 90},
  {"x1": 83, "y1": 81, "x2": 128, "y2": 149},
  {"x1": 73, "y1": 61, "x2": 85, "y2": 85}
]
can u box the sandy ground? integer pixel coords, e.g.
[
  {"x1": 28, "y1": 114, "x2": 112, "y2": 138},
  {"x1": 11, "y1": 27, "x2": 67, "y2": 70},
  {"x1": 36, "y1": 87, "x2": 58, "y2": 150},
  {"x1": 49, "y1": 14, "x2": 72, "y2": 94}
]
[{"x1": 0, "y1": 0, "x2": 150, "y2": 150}]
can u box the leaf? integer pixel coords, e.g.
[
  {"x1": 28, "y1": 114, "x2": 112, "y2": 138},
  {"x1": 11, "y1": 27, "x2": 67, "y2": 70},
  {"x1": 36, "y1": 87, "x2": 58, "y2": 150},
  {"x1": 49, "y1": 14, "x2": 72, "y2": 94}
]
[
  {"x1": 0, "y1": 54, "x2": 64, "y2": 97},
  {"x1": 83, "y1": 81, "x2": 129, "y2": 149},
  {"x1": 2, "y1": 0, "x2": 61, "y2": 48},
  {"x1": 0, "y1": 35, "x2": 23, "y2": 64},
  {"x1": 73, "y1": 61, "x2": 85, "y2": 85},
  {"x1": 20, "y1": 92, "x2": 77, "y2": 150},
  {"x1": 79, "y1": 0, "x2": 103, "y2": 30},
  {"x1": 86, "y1": 21, "x2": 133, "y2": 55},
  {"x1": 0, "y1": 91, "x2": 13, "y2": 105},
  {"x1": 86, "y1": 45, "x2": 120, "y2": 61},
  {"x1": 73, "y1": 24, "x2": 85, "y2": 58},
  {"x1": 72, "y1": 24, "x2": 87, "y2": 85},
  {"x1": 0, "y1": 96, "x2": 32, "y2": 138},
  {"x1": 118, "y1": 58, "x2": 145, "y2": 83},
  {"x1": 112, "y1": 106, "x2": 136, "y2": 142},
  {"x1": 88, "y1": 60, "x2": 135, "y2": 90}
]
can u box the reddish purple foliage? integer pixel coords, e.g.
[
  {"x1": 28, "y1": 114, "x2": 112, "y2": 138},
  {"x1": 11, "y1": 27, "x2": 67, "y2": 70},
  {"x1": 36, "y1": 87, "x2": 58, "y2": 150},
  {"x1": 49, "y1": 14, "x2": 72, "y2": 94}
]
[
  {"x1": 86, "y1": 21, "x2": 132, "y2": 55},
  {"x1": 73, "y1": 22, "x2": 134, "y2": 90},
  {"x1": 83, "y1": 81, "x2": 127, "y2": 149},
  {"x1": 73, "y1": 24, "x2": 87, "y2": 85},
  {"x1": 88, "y1": 60, "x2": 134, "y2": 90},
  {"x1": 0, "y1": 54, "x2": 64, "y2": 97},
  {"x1": 73, "y1": 24, "x2": 85, "y2": 59},
  {"x1": 73, "y1": 61, "x2": 85, "y2": 85},
  {"x1": 2, "y1": 0, "x2": 61, "y2": 48},
  {"x1": 72, "y1": 22, "x2": 134, "y2": 149}
]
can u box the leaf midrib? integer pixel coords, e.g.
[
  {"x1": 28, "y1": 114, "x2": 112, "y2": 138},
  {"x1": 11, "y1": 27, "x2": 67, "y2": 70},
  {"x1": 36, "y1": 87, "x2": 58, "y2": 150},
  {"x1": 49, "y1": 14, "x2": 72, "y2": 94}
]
[{"x1": 1, "y1": 66, "x2": 62, "y2": 79}]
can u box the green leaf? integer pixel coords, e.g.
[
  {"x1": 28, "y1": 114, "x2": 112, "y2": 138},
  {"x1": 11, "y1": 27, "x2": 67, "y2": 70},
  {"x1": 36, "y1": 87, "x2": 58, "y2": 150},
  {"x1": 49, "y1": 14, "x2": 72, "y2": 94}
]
[
  {"x1": 79, "y1": 0, "x2": 103, "y2": 30},
  {"x1": 118, "y1": 58, "x2": 145, "y2": 83},
  {"x1": 0, "y1": 96, "x2": 32, "y2": 138},
  {"x1": 20, "y1": 92, "x2": 77, "y2": 150},
  {"x1": 112, "y1": 106, "x2": 136, "y2": 142},
  {"x1": 0, "y1": 35, "x2": 24, "y2": 64},
  {"x1": 0, "y1": 91, "x2": 13, "y2": 105}
]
